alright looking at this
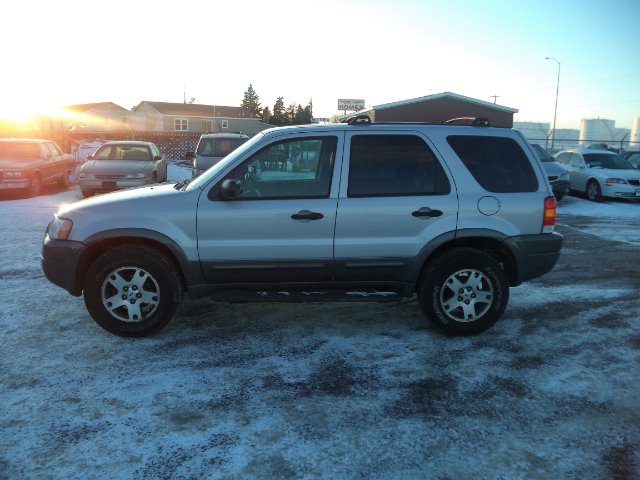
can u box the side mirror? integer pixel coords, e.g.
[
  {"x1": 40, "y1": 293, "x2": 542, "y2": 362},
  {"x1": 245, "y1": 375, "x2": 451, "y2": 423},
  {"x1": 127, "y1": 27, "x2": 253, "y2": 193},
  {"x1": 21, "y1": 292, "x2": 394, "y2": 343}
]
[
  {"x1": 154, "y1": 155, "x2": 162, "y2": 161},
  {"x1": 219, "y1": 179, "x2": 241, "y2": 199},
  {"x1": 184, "y1": 151, "x2": 195, "y2": 160},
  {"x1": 87, "y1": 154, "x2": 94, "y2": 160}
]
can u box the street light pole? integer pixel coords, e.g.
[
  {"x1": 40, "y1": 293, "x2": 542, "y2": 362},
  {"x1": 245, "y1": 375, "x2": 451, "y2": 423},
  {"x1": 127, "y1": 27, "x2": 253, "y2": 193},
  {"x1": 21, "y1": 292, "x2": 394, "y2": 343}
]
[{"x1": 546, "y1": 57, "x2": 560, "y2": 151}]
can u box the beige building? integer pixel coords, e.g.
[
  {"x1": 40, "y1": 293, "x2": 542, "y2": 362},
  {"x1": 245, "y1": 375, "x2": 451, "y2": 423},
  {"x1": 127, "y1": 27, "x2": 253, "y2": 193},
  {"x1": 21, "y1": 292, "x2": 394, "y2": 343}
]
[{"x1": 130, "y1": 101, "x2": 272, "y2": 136}]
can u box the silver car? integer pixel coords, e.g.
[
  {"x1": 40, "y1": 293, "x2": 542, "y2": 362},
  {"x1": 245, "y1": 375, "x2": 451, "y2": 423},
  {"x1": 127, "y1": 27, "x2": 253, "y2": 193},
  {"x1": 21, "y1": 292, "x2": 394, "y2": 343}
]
[
  {"x1": 78, "y1": 141, "x2": 167, "y2": 197},
  {"x1": 554, "y1": 147, "x2": 640, "y2": 201}
]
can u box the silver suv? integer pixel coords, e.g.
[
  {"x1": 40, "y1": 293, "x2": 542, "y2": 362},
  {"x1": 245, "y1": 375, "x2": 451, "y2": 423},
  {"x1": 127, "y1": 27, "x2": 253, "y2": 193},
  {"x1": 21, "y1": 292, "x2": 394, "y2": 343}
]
[{"x1": 42, "y1": 116, "x2": 562, "y2": 337}]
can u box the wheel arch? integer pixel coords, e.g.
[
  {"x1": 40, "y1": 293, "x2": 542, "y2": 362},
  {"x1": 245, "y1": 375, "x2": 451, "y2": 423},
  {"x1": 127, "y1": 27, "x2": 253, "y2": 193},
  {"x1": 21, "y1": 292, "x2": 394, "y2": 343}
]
[
  {"x1": 584, "y1": 176, "x2": 601, "y2": 192},
  {"x1": 76, "y1": 229, "x2": 202, "y2": 294},
  {"x1": 413, "y1": 229, "x2": 519, "y2": 290}
]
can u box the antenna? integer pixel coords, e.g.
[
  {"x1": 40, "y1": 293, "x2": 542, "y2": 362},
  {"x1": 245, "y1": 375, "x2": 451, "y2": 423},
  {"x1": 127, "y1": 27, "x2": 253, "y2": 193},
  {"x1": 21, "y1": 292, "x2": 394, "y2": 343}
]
[
  {"x1": 490, "y1": 95, "x2": 500, "y2": 104},
  {"x1": 183, "y1": 84, "x2": 186, "y2": 104}
]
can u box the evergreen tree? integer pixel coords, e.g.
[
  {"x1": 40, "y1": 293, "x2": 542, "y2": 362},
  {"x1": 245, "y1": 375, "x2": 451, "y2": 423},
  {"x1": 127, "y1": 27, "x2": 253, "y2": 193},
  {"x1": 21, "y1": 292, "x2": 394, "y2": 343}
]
[
  {"x1": 294, "y1": 104, "x2": 306, "y2": 125},
  {"x1": 303, "y1": 99, "x2": 313, "y2": 123},
  {"x1": 261, "y1": 106, "x2": 271, "y2": 124},
  {"x1": 285, "y1": 102, "x2": 297, "y2": 125},
  {"x1": 241, "y1": 84, "x2": 262, "y2": 117},
  {"x1": 271, "y1": 97, "x2": 286, "y2": 126}
]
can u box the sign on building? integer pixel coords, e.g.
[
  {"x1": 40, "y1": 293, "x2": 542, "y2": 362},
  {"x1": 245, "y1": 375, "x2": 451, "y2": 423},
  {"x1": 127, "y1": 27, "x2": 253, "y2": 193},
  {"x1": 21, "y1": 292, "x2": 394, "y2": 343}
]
[{"x1": 338, "y1": 99, "x2": 365, "y2": 111}]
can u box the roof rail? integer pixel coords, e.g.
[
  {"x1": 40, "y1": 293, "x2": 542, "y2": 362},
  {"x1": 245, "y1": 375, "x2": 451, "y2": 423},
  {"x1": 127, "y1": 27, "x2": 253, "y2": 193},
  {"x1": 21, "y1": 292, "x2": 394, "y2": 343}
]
[
  {"x1": 345, "y1": 114, "x2": 372, "y2": 125},
  {"x1": 444, "y1": 117, "x2": 490, "y2": 127}
]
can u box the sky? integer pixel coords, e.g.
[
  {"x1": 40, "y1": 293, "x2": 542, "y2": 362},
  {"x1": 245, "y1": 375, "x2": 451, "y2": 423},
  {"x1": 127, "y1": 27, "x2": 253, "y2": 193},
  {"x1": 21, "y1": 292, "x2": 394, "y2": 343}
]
[{"x1": 2, "y1": 0, "x2": 639, "y2": 129}]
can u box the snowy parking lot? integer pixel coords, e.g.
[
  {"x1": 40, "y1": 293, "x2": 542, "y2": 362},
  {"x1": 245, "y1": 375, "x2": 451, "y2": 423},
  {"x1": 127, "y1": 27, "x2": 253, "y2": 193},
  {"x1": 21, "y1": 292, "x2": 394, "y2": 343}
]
[{"x1": 1, "y1": 164, "x2": 639, "y2": 479}]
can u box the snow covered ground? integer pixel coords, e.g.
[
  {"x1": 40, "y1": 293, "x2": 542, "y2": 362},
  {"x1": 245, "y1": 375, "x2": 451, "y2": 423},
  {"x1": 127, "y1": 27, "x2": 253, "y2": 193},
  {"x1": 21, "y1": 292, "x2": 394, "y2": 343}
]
[{"x1": 1, "y1": 163, "x2": 639, "y2": 479}]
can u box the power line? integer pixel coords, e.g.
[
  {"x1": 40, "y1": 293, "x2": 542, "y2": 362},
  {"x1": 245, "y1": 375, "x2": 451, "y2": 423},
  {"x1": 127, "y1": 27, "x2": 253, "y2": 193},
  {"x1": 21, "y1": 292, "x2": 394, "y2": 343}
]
[{"x1": 560, "y1": 98, "x2": 640, "y2": 110}]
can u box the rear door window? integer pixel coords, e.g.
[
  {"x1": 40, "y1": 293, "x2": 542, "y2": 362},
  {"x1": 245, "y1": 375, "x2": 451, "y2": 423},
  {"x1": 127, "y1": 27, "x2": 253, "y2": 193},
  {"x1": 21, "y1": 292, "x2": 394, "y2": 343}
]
[
  {"x1": 348, "y1": 134, "x2": 450, "y2": 197},
  {"x1": 447, "y1": 135, "x2": 538, "y2": 193}
]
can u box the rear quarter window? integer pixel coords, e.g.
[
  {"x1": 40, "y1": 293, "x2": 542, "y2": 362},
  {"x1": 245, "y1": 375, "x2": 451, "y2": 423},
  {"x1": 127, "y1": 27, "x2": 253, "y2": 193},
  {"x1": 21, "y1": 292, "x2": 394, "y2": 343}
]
[{"x1": 447, "y1": 135, "x2": 538, "y2": 193}]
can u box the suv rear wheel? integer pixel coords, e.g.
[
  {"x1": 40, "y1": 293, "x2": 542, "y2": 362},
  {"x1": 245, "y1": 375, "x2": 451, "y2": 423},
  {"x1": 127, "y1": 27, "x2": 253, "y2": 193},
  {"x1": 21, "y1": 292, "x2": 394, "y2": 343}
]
[
  {"x1": 418, "y1": 248, "x2": 509, "y2": 335},
  {"x1": 83, "y1": 245, "x2": 182, "y2": 337}
]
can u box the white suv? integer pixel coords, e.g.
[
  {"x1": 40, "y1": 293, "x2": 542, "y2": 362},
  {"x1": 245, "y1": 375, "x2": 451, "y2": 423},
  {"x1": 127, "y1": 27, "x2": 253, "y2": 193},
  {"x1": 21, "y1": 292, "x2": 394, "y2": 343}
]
[{"x1": 42, "y1": 116, "x2": 562, "y2": 337}]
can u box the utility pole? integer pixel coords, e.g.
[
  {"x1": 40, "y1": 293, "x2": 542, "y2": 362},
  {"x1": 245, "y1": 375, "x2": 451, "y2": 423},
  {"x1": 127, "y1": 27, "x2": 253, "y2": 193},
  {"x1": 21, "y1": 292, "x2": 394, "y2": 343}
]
[{"x1": 546, "y1": 57, "x2": 560, "y2": 151}]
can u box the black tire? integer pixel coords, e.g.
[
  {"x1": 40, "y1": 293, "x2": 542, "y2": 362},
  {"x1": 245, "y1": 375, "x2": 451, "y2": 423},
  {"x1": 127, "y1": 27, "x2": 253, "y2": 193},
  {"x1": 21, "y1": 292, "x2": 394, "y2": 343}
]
[
  {"x1": 83, "y1": 245, "x2": 183, "y2": 337},
  {"x1": 417, "y1": 248, "x2": 509, "y2": 335},
  {"x1": 586, "y1": 180, "x2": 603, "y2": 202},
  {"x1": 27, "y1": 173, "x2": 41, "y2": 197},
  {"x1": 58, "y1": 171, "x2": 70, "y2": 189}
]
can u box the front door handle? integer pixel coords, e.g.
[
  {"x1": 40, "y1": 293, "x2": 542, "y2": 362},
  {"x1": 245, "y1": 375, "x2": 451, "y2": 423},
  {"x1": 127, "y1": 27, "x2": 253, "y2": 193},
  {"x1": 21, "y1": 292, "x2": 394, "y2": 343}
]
[
  {"x1": 291, "y1": 210, "x2": 323, "y2": 221},
  {"x1": 412, "y1": 207, "x2": 443, "y2": 218}
]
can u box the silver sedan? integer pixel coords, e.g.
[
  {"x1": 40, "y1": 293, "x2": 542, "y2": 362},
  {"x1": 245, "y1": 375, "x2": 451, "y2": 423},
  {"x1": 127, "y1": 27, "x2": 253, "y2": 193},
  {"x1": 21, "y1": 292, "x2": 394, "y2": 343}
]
[{"x1": 78, "y1": 141, "x2": 167, "y2": 197}]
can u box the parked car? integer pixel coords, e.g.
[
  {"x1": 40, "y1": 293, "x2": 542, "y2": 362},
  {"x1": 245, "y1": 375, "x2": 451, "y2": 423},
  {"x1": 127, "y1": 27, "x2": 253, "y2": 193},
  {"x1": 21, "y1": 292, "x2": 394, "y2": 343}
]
[
  {"x1": 0, "y1": 138, "x2": 75, "y2": 197},
  {"x1": 42, "y1": 116, "x2": 562, "y2": 337},
  {"x1": 186, "y1": 133, "x2": 249, "y2": 177},
  {"x1": 623, "y1": 151, "x2": 640, "y2": 169},
  {"x1": 529, "y1": 143, "x2": 570, "y2": 200},
  {"x1": 554, "y1": 147, "x2": 640, "y2": 201},
  {"x1": 77, "y1": 141, "x2": 167, "y2": 197}
]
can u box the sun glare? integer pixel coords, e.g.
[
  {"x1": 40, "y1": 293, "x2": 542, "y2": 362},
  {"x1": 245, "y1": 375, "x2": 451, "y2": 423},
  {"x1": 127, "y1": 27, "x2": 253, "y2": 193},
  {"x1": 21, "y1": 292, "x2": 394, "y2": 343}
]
[{"x1": 0, "y1": 102, "x2": 83, "y2": 127}]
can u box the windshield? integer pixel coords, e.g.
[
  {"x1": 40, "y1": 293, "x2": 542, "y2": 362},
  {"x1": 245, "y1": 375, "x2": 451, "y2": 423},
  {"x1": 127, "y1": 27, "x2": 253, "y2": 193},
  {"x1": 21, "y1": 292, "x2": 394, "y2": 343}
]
[
  {"x1": 185, "y1": 133, "x2": 265, "y2": 191},
  {"x1": 584, "y1": 153, "x2": 634, "y2": 170},
  {"x1": 196, "y1": 137, "x2": 247, "y2": 157},
  {"x1": 0, "y1": 142, "x2": 40, "y2": 159},
  {"x1": 93, "y1": 145, "x2": 151, "y2": 161}
]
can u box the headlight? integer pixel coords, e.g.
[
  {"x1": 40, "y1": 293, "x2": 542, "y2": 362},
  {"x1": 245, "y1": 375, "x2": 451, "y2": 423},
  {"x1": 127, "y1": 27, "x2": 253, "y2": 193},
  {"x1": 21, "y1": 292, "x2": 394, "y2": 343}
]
[
  {"x1": 4, "y1": 170, "x2": 25, "y2": 178},
  {"x1": 605, "y1": 178, "x2": 627, "y2": 186},
  {"x1": 78, "y1": 172, "x2": 94, "y2": 179},
  {"x1": 125, "y1": 172, "x2": 146, "y2": 179},
  {"x1": 47, "y1": 215, "x2": 73, "y2": 240}
]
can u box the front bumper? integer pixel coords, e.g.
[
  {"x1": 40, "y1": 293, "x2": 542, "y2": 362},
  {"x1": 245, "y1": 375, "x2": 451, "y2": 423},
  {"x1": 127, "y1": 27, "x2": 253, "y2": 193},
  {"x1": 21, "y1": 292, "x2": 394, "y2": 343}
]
[
  {"x1": 41, "y1": 236, "x2": 87, "y2": 296},
  {"x1": 503, "y1": 232, "x2": 563, "y2": 286},
  {"x1": 78, "y1": 178, "x2": 149, "y2": 193},
  {"x1": 602, "y1": 182, "x2": 640, "y2": 199}
]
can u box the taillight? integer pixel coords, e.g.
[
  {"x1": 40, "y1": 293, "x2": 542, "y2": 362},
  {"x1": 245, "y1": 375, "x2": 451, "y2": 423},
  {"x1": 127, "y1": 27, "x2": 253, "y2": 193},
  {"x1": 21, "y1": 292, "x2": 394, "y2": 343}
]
[{"x1": 542, "y1": 196, "x2": 556, "y2": 233}]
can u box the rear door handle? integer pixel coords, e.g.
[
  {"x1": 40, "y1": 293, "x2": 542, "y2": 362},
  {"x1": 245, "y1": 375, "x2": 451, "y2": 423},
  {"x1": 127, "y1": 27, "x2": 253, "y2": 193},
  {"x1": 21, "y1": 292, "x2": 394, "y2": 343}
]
[
  {"x1": 412, "y1": 207, "x2": 443, "y2": 218},
  {"x1": 291, "y1": 210, "x2": 323, "y2": 221}
]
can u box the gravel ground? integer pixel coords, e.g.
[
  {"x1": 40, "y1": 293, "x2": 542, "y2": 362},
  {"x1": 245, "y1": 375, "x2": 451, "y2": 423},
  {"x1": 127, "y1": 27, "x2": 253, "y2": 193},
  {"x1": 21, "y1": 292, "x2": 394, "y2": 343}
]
[{"x1": 1, "y1": 184, "x2": 639, "y2": 479}]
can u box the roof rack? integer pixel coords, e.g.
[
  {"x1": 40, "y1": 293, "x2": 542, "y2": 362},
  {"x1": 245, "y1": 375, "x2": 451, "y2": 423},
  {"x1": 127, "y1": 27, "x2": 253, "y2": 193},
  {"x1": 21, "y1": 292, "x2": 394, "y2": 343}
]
[
  {"x1": 345, "y1": 114, "x2": 372, "y2": 125},
  {"x1": 444, "y1": 117, "x2": 490, "y2": 127}
]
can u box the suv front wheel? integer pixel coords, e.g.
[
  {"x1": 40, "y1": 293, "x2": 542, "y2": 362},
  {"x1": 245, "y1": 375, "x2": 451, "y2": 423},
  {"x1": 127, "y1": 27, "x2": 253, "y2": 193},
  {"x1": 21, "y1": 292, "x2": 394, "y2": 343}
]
[
  {"x1": 83, "y1": 245, "x2": 183, "y2": 337},
  {"x1": 418, "y1": 248, "x2": 509, "y2": 335}
]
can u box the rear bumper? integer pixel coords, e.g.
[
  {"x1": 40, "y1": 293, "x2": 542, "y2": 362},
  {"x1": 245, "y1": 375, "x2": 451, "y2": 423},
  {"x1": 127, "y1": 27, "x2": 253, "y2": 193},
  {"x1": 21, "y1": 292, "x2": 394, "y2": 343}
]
[
  {"x1": 41, "y1": 236, "x2": 87, "y2": 296},
  {"x1": 504, "y1": 232, "x2": 563, "y2": 285},
  {"x1": 0, "y1": 179, "x2": 29, "y2": 190},
  {"x1": 550, "y1": 180, "x2": 570, "y2": 196}
]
